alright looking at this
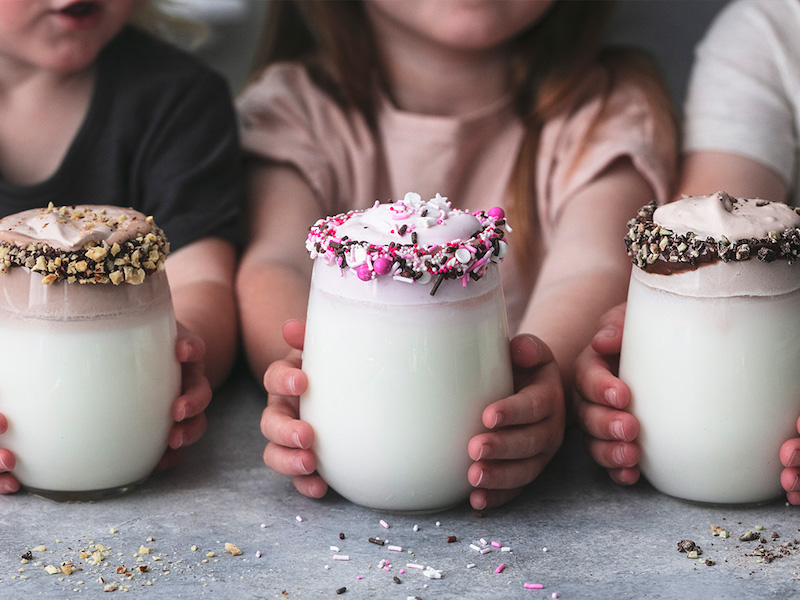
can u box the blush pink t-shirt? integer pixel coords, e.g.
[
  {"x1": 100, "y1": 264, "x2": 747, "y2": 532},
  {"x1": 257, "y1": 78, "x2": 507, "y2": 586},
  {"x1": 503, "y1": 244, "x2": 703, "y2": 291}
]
[{"x1": 237, "y1": 63, "x2": 675, "y2": 333}]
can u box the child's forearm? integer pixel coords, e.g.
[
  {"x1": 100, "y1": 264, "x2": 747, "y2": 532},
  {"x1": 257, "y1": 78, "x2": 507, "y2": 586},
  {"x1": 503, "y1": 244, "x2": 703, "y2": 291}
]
[
  {"x1": 236, "y1": 258, "x2": 310, "y2": 382},
  {"x1": 171, "y1": 281, "x2": 238, "y2": 390}
]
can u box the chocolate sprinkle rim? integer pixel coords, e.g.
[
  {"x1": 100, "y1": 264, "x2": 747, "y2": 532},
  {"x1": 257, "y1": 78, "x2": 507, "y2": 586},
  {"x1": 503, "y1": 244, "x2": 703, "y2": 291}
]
[
  {"x1": 306, "y1": 207, "x2": 509, "y2": 296},
  {"x1": 0, "y1": 212, "x2": 169, "y2": 286},
  {"x1": 625, "y1": 201, "x2": 800, "y2": 271}
]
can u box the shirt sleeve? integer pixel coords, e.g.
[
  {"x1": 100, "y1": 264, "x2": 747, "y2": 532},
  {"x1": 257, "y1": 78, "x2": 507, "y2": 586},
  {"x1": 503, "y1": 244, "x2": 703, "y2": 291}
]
[
  {"x1": 537, "y1": 67, "x2": 677, "y2": 234},
  {"x1": 138, "y1": 69, "x2": 245, "y2": 252},
  {"x1": 683, "y1": 0, "x2": 796, "y2": 184}
]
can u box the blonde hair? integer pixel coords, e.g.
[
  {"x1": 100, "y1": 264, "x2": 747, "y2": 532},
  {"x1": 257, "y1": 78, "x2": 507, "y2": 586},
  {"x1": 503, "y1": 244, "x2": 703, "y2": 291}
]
[
  {"x1": 129, "y1": 0, "x2": 209, "y2": 50},
  {"x1": 252, "y1": 1, "x2": 677, "y2": 268}
]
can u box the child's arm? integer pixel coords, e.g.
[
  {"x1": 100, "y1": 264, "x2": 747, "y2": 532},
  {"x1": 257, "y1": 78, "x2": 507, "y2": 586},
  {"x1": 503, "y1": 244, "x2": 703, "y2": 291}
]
[{"x1": 235, "y1": 163, "x2": 317, "y2": 379}]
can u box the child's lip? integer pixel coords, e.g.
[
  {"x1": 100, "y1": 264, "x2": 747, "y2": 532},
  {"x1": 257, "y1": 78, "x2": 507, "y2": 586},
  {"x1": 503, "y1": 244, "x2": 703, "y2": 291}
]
[{"x1": 51, "y1": 0, "x2": 103, "y2": 30}]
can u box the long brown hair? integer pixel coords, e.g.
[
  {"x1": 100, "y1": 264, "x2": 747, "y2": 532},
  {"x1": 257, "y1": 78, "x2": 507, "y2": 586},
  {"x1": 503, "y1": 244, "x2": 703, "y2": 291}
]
[{"x1": 250, "y1": 1, "x2": 676, "y2": 266}]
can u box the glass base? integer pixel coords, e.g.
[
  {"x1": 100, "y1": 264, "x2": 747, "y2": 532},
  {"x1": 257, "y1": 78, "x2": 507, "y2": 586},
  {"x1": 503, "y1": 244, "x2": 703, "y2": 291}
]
[{"x1": 23, "y1": 478, "x2": 147, "y2": 502}]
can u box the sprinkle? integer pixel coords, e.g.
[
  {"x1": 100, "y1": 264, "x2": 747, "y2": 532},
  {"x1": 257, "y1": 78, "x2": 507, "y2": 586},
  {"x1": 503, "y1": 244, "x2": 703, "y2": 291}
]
[
  {"x1": 423, "y1": 567, "x2": 442, "y2": 579},
  {"x1": 255, "y1": 551, "x2": 262, "y2": 558},
  {"x1": 524, "y1": 583, "x2": 544, "y2": 590},
  {"x1": 357, "y1": 576, "x2": 363, "y2": 580},
  {"x1": 435, "y1": 522, "x2": 441, "y2": 527},
  {"x1": 552, "y1": 594, "x2": 559, "y2": 599},
  {"x1": 369, "y1": 538, "x2": 385, "y2": 546},
  {"x1": 501, "y1": 547, "x2": 511, "y2": 552},
  {"x1": 336, "y1": 587, "x2": 347, "y2": 595},
  {"x1": 295, "y1": 516, "x2": 303, "y2": 523},
  {"x1": 470, "y1": 544, "x2": 482, "y2": 552},
  {"x1": 495, "y1": 563, "x2": 506, "y2": 573},
  {"x1": 491, "y1": 541, "x2": 502, "y2": 548},
  {"x1": 480, "y1": 538, "x2": 488, "y2": 546},
  {"x1": 447, "y1": 536, "x2": 457, "y2": 543},
  {"x1": 467, "y1": 563, "x2": 476, "y2": 569},
  {"x1": 260, "y1": 523, "x2": 266, "y2": 528},
  {"x1": 406, "y1": 563, "x2": 424, "y2": 570},
  {"x1": 330, "y1": 546, "x2": 340, "y2": 552},
  {"x1": 388, "y1": 546, "x2": 403, "y2": 552},
  {"x1": 333, "y1": 555, "x2": 350, "y2": 561},
  {"x1": 380, "y1": 520, "x2": 390, "y2": 529},
  {"x1": 339, "y1": 533, "x2": 346, "y2": 540},
  {"x1": 393, "y1": 576, "x2": 402, "y2": 584},
  {"x1": 413, "y1": 525, "x2": 420, "y2": 532},
  {"x1": 542, "y1": 547, "x2": 548, "y2": 552},
  {"x1": 480, "y1": 548, "x2": 492, "y2": 555}
]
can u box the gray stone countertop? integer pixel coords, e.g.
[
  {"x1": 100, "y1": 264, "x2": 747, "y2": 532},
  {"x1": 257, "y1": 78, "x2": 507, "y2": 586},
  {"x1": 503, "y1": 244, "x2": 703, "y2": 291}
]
[{"x1": 1, "y1": 361, "x2": 799, "y2": 599}]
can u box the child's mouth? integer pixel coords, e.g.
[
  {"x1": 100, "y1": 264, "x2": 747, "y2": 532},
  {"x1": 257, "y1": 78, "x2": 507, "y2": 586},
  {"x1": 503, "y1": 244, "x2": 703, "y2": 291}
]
[{"x1": 58, "y1": 1, "x2": 101, "y2": 19}]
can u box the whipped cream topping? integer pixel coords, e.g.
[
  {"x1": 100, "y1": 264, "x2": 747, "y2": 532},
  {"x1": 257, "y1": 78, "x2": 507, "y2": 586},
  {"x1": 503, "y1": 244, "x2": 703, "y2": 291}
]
[
  {"x1": 654, "y1": 191, "x2": 800, "y2": 240},
  {"x1": 307, "y1": 192, "x2": 510, "y2": 295},
  {"x1": 0, "y1": 204, "x2": 152, "y2": 251},
  {"x1": 626, "y1": 192, "x2": 800, "y2": 273},
  {"x1": 0, "y1": 204, "x2": 169, "y2": 285}
]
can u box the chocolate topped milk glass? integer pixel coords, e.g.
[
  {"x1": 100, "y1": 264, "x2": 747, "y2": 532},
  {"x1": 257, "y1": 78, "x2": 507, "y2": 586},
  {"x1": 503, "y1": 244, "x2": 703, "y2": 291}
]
[
  {"x1": 619, "y1": 192, "x2": 800, "y2": 504},
  {"x1": 0, "y1": 205, "x2": 180, "y2": 500},
  {"x1": 301, "y1": 193, "x2": 513, "y2": 512}
]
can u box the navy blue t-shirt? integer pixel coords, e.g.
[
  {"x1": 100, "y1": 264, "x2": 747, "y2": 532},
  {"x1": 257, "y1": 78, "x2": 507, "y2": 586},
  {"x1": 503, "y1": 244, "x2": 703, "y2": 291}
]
[{"x1": 0, "y1": 26, "x2": 244, "y2": 252}]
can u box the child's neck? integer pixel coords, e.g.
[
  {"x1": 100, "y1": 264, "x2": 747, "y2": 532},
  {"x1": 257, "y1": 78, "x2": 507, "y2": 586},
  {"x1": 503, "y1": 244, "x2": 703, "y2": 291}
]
[
  {"x1": 0, "y1": 62, "x2": 95, "y2": 185},
  {"x1": 377, "y1": 35, "x2": 513, "y2": 117}
]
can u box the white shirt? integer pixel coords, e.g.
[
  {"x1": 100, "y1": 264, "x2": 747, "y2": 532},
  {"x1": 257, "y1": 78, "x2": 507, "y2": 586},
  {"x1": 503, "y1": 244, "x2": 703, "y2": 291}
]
[{"x1": 683, "y1": 0, "x2": 800, "y2": 205}]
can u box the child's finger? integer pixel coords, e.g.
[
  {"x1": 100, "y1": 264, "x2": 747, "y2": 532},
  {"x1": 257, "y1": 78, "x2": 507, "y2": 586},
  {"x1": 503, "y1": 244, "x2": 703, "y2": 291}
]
[
  {"x1": 264, "y1": 360, "x2": 307, "y2": 397},
  {"x1": 0, "y1": 448, "x2": 15, "y2": 472},
  {"x1": 291, "y1": 474, "x2": 328, "y2": 499},
  {"x1": 583, "y1": 436, "x2": 641, "y2": 470},
  {"x1": 263, "y1": 441, "x2": 317, "y2": 477},
  {"x1": 590, "y1": 302, "x2": 626, "y2": 355},
  {"x1": 282, "y1": 319, "x2": 306, "y2": 351},
  {"x1": 468, "y1": 421, "x2": 560, "y2": 462},
  {"x1": 175, "y1": 327, "x2": 206, "y2": 364},
  {"x1": 167, "y1": 413, "x2": 207, "y2": 450},
  {"x1": 509, "y1": 334, "x2": 553, "y2": 370},
  {"x1": 574, "y1": 349, "x2": 629, "y2": 409},
  {"x1": 173, "y1": 365, "x2": 212, "y2": 422},
  {"x1": 481, "y1": 381, "x2": 562, "y2": 430},
  {"x1": 0, "y1": 472, "x2": 20, "y2": 494},
  {"x1": 467, "y1": 454, "x2": 549, "y2": 491},
  {"x1": 260, "y1": 403, "x2": 314, "y2": 449},
  {"x1": 576, "y1": 401, "x2": 639, "y2": 442},
  {"x1": 469, "y1": 487, "x2": 522, "y2": 511},
  {"x1": 608, "y1": 466, "x2": 641, "y2": 486},
  {"x1": 780, "y1": 438, "x2": 800, "y2": 467}
]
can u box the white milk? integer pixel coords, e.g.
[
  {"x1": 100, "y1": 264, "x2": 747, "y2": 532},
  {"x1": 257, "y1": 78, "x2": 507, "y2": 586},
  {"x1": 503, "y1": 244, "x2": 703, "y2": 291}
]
[
  {"x1": 620, "y1": 267, "x2": 800, "y2": 504},
  {"x1": 301, "y1": 264, "x2": 512, "y2": 512},
  {"x1": 0, "y1": 281, "x2": 180, "y2": 499}
]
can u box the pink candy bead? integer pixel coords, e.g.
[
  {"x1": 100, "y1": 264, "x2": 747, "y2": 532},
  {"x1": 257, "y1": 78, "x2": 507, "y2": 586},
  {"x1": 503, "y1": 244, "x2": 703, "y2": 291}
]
[
  {"x1": 356, "y1": 264, "x2": 372, "y2": 281},
  {"x1": 487, "y1": 206, "x2": 505, "y2": 219},
  {"x1": 373, "y1": 257, "x2": 393, "y2": 276}
]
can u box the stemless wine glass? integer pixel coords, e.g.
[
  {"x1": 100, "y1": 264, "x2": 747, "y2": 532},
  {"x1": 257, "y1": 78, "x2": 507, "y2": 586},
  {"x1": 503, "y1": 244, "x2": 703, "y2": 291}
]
[
  {"x1": 0, "y1": 205, "x2": 180, "y2": 501},
  {"x1": 619, "y1": 193, "x2": 800, "y2": 504},
  {"x1": 300, "y1": 193, "x2": 513, "y2": 512}
]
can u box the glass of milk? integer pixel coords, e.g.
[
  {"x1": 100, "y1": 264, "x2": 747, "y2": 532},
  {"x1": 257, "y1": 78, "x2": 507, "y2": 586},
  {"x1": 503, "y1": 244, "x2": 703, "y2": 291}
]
[
  {"x1": 619, "y1": 192, "x2": 800, "y2": 504},
  {"x1": 300, "y1": 193, "x2": 513, "y2": 512},
  {"x1": 0, "y1": 205, "x2": 180, "y2": 500}
]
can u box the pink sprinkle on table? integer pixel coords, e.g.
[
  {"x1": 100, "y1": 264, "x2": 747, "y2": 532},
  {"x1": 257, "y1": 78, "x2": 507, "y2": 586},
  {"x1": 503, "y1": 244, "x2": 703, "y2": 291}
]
[
  {"x1": 495, "y1": 563, "x2": 506, "y2": 573},
  {"x1": 524, "y1": 583, "x2": 544, "y2": 590}
]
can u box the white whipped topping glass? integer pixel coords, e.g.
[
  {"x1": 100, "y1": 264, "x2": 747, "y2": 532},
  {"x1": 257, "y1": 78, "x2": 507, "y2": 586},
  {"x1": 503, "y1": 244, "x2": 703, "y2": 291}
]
[
  {"x1": 300, "y1": 194, "x2": 513, "y2": 512},
  {"x1": 619, "y1": 193, "x2": 800, "y2": 504}
]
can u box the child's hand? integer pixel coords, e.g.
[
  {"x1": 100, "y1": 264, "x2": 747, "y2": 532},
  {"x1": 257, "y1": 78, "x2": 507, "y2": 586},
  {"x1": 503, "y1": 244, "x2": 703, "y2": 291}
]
[
  {"x1": 574, "y1": 302, "x2": 641, "y2": 485},
  {"x1": 157, "y1": 324, "x2": 212, "y2": 470},
  {"x1": 466, "y1": 334, "x2": 565, "y2": 510},
  {"x1": 261, "y1": 320, "x2": 327, "y2": 498},
  {"x1": 0, "y1": 413, "x2": 19, "y2": 494},
  {"x1": 780, "y1": 427, "x2": 800, "y2": 504}
]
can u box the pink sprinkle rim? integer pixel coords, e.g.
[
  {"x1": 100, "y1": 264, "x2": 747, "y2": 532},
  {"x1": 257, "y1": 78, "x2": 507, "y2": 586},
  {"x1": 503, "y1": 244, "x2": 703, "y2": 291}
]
[{"x1": 306, "y1": 206, "x2": 509, "y2": 294}]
